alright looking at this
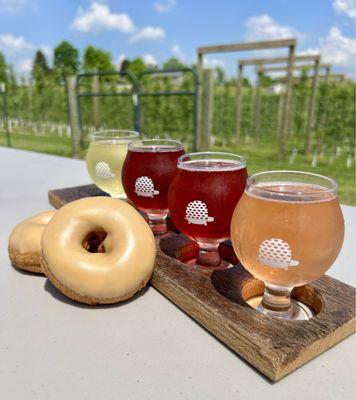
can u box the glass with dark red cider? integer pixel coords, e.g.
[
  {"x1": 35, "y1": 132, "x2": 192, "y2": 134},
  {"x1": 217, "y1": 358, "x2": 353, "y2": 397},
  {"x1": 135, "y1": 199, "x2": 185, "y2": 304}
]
[
  {"x1": 168, "y1": 152, "x2": 247, "y2": 268},
  {"x1": 122, "y1": 139, "x2": 184, "y2": 235}
]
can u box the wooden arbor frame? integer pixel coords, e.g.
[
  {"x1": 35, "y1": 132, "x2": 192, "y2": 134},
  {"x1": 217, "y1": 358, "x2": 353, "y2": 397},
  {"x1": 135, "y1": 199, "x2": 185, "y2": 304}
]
[
  {"x1": 319, "y1": 73, "x2": 345, "y2": 81},
  {"x1": 236, "y1": 54, "x2": 322, "y2": 154},
  {"x1": 197, "y1": 38, "x2": 297, "y2": 159},
  {"x1": 257, "y1": 61, "x2": 333, "y2": 154}
]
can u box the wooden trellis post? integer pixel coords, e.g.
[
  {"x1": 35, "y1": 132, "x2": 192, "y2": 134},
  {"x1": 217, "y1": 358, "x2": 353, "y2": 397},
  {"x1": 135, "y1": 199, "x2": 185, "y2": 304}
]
[
  {"x1": 279, "y1": 43, "x2": 295, "y2": 160},
  {"x1": 242, "y1": 55, "x2": 331, "y2": 157},
  {"x1": 305, "y1": 58, "x2": 320, "y2": 154},
  {"x1": 197, "y1": 38, "x2": 297, "y2": 153},
  {"x1": 276, "y1": 93, "x2": 284, "y2": 139},
  {"x1": 91, "y1": 74, "x2": 100, "y2": 131},
  {"x1": 235, "y1": 63, "x2": 244, "y2": 144},
  {"x1": 197, "y1": 69, "x2": 214, "y2": 151},
  {"x1": 65, "y1": 75, "x2": 83, "y2": 158},
  {"x1": 253, "y1": 71, "x2": 262, "y2": 140}
]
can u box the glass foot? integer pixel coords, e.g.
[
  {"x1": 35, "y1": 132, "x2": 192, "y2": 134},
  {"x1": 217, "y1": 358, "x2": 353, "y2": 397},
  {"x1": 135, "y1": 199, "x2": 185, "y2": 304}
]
[
  {"x1": 185, "y1": 258, "x2": 232, "y2": 270},
  {"x1": 247, "y1": 295, "x2": 315, "y2": 320},
  {"x1": 146, "y1": 211, "x2": 168, "y2": 236}
]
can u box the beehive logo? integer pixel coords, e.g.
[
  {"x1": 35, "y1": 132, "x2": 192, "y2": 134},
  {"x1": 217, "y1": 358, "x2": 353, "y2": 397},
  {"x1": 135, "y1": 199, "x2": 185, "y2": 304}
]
[
  {"x1": 258, "y1": 238, "x2": 299, "y2": 269},
  {"x1": 185, "y1": 200, "x2": 214, "y2": 226},
  {"x1": 134, "y1": 176, "x2": 159, "y2": 198},
  {"x1": 95, "y1": 161, "x2": 115, "y2": 179}
]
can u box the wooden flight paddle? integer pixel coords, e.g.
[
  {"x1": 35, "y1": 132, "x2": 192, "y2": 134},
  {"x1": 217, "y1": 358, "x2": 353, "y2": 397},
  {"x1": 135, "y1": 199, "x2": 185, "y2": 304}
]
[{"x1": 48, "y1": 184, "x2": 356, "y2": 382}]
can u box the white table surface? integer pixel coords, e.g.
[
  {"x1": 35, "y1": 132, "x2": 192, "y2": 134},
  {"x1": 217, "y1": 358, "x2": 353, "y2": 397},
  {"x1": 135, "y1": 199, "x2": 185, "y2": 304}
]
[{"x1": 0, "y1": 147, "x2": 355, "y2": 400}]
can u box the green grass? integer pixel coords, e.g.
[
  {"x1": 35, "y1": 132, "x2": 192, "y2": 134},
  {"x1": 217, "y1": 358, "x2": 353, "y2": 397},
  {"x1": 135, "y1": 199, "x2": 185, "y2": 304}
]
[
  {"x1": 0, "y1": 132, "x2": 74, "y2": 157},
  {"x1": 1, "y1": 132, "x2": 355, "y2": 205}
]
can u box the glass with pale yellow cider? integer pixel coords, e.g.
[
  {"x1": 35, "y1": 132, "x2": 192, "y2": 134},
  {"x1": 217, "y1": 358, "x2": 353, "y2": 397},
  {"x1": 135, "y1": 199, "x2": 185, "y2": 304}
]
[
  {"x1": 231, "y1": 171, "x2": 344, "y2": 320},
  {"x1": 86, "y1": 130, "x2": 139, "y2": 198}
]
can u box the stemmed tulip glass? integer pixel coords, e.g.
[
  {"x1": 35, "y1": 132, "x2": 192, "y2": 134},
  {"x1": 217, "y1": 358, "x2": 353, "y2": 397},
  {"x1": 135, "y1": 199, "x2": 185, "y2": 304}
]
[
  {"x1": 122, "y1": 139, "x2": 185, "y2": 235},
  {"x1": 231, "y1": 171, "x2": 345, "y2": 320},
  {"x1": 86, "y1": 130, "x2": 139, "y2": 198},
  {"x1": 168, "y1": 152, "x2": 247, "y2": 268}
]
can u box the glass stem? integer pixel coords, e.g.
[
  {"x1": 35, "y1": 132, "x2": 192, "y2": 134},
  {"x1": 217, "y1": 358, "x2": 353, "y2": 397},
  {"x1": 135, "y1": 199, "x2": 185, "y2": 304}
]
[
  {"x1": 197, "y1": 242, "x2": 221, "y2": 267},
  {"x1": 260, "y1": 283, "x2": 293, "y2": 315}
]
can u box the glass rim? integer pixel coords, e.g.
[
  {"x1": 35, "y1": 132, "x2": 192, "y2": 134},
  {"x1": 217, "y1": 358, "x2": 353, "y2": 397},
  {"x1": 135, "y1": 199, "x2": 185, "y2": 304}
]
[
  {"x1": 178, "y1": 151, "x2": 246, "y2": 171},
  {"x1": 90, "y1": 129, "x2": 140, "y2": 141},
  {"x1": 247, "y1": 170, "x2": 338, "y2": 196},
  {"x1": 128, "y1": 138, "x2": 184, "y2": 152}
]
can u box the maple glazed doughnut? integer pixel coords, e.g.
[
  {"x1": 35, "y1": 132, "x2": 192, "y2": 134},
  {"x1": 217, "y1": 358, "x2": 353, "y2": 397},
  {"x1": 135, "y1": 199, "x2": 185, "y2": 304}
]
[
  {"x1": 8, "y1": 210, "x2": 56, "y2": 273},
  {"x1": 41, "y1": 197, "x2": 156, "y2": 305}
]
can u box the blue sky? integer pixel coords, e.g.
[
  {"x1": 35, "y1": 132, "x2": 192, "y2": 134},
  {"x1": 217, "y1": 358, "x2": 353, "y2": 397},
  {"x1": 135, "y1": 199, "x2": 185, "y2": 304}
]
[{"x1": 0, "y1": 0, "x2": 355, "y2": 78}]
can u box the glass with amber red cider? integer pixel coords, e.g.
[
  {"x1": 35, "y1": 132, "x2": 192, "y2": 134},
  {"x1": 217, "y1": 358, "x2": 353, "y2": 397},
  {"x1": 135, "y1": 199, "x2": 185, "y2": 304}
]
[
  {"x1": 168, "y1": 152, "x2": 247, "y2": 268},
  {"x1": 122, "y1": 139, "x2": 184, "y2": 235}
]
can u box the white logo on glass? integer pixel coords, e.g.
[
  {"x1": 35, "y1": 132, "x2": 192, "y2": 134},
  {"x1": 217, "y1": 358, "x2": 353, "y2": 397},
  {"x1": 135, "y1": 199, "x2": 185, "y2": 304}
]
[
  {"x1": 258, "y1": 238, "x2": 299, "y2": 270},
  {"x1": 134, "y1": 176, "x2": 159, "y2": 198},
  {"x1": 185, "y1": 200, "x2": 214, "y2": 226},
  {"x1": 95, "y1": 161, "x2": 115, "y2": 179}
]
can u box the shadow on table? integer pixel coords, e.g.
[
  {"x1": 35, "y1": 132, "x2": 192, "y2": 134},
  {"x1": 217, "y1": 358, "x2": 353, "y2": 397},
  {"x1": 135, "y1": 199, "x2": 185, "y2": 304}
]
[{"x1": 44, "y1": 279, "x2": 150, "y2": 310}]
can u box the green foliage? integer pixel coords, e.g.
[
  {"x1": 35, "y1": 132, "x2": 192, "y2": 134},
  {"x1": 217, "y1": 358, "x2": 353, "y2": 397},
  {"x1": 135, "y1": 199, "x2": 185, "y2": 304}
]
[
  {"x1": 0, "y1": 51, "x2": 7, "y2": 84},
  {"x1": 120, "y1": 59, "x2": 130, "y2": 72},
  {"x1": 83, "y1": 45, "x2": 115, "y2": 72},
  {"x1": 259, "y1": 73, "x2": 275, "y2": 87},
  {"x1": 54, "y1": 41, "x2": 80, "y2": 77},
  {"x1": 122, "y1": 57, "x2": 147, "y2": 76},
  {"x1": 242, "y1": 77, "x2": 251, "y2": 87},
  {"x1": 32, "y1": 50, "x2": 51, "y2": 90},
  {"x1": 7, "y1": 65, "x2": 17, "y2": 88},
  {"x1": 163, "y1": 57, "x2": 187, "y2": 70}
]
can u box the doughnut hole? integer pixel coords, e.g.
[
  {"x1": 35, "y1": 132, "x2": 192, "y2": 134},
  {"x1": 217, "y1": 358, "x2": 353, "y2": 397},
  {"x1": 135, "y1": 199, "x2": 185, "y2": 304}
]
[{"x1": 82, "y1": 229, "x2": 107, "y2": 253}]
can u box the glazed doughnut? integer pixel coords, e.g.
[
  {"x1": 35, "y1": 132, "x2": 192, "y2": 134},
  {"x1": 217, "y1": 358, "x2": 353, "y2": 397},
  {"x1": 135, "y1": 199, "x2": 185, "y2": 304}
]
[
  {"x1": 8, "y1": 211, "x2": 56, "y2": 273},
  {"x1": 41, "y1": 197, "x2": 156, "y2": 305}
]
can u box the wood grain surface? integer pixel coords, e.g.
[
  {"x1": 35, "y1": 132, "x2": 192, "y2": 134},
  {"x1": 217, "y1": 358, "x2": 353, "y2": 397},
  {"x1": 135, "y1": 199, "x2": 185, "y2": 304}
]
[{"x1": 48, "y1": 184, "x2": 356, "y2": 381}]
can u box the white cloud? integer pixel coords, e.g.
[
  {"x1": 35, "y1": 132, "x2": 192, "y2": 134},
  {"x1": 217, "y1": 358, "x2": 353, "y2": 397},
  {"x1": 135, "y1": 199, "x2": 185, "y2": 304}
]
[
  {"x1": 143, "y1": 54, "x2": 158, "y2": 66},
  {"x1": 320, "y1": 27, "x2": 356, "y2": 70},
  {"x1": 72, "y1": 2, "x2": 135, "y2": 33},
  {"x1": 0, "y1": 33, "x2": 33, "y2": 53},
  {"x1": 18, "y1": 58, "x2": 32, "y2": 74},
  {"x1": 171, "y1": 45, "x2": 186, "y2": 60},
  {"x1": 0, "y1": 0, "x2": 28, "y2": 13},
  {"x1": 129, "y1": 26, "x2": 165, "y2": 43},
  {"x1": 333, "y1": 0, "x2": 356, "y2": 19},
  {"x1": 245, "y1": 14, "x2": 302, "y2": 41},
  {"x1": 154, "y1": 0, "x2": 176, "y2": 13},
  {"x1": 300, "y1": 27, "x2": 356, "y2": 77}
]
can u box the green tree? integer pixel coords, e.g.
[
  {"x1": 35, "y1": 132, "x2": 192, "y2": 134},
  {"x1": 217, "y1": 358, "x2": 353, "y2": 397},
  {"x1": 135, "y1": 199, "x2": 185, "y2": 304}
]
[
  {"x1": 83, "y1": 45, "x2": 114, "y2": 72},
  {"x1": 7, "y1": 64, "x2": 17, "y2": 88},
  {"x1": 259, "y1": 73, "x2": 274, "y2": 87},
  {"x1": 54, "y1": 41, "x2": 80, "y2": 77},
  {"x1": 242, "y1": 77, "x2": 251, "y2": 87},
  {"x1": 163, "y1": 57, "x2": 187, "y2": 70},
  {"x1": 0, "y1": 51, "x2": 7, "y2": 84},
  {"x1": 124, "y1": 57, "x2": 147, "y2": 75},
  {"x1": 32, "y1": 50, "x2": 51, "y2": 89},
  {"x1": 120, "y1": 59, "x2": 130, "y2": 72}
]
